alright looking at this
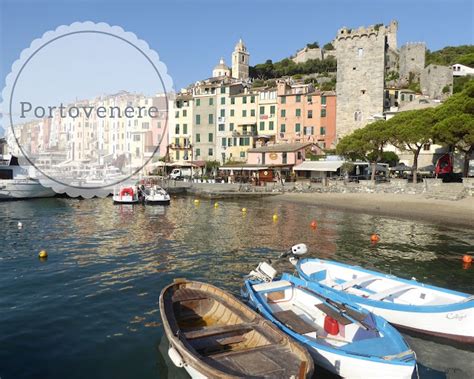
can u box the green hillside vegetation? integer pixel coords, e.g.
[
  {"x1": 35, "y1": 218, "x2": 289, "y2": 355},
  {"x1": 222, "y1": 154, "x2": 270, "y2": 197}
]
[
  {"x1": 426, "y1": 45, "x2": 474, "y2": 67},
  {"x1": 249, "y1": 57, "x2": 336, "y2": 81}
]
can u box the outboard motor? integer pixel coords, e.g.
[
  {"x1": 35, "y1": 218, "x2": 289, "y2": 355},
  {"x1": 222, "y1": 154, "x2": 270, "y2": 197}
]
[{"x1": 279, "y1": 243, "x2": 308, "y2": 266}]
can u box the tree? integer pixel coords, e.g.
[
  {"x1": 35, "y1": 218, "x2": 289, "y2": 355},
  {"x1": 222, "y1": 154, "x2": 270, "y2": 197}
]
[
  {"x1": 323, "y1": 42, "x2": 334, "y2": 51},
  {"x1": 388, "y1": 109, "x2": 437, "y2": 183},
  {"x1": 433, "y1": 81, "x2": 474, "y2": 176},
  {"x1": 336, "y1": 120, "x2": 391, "y2": 181},
  {"x1": 306, "y1": 41, "x2": 319, "y2": 49}
]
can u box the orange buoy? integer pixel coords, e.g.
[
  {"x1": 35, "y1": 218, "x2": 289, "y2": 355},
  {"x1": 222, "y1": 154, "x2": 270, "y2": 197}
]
[
  {"x1": 310, "y1": 220, "x2": 318, "y2": 229},
  {"x1": 462, "y1": 255, "x2": 472, "y2": 264},
  {"x1": 370, "y1": 234, "x2": 380, "y2": 243},
  {"x1": 462, "y1": 262, "x2": 472, "y2": 270}
]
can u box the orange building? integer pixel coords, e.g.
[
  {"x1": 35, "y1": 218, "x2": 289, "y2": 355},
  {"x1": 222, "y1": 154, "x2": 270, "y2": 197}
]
[{"x1": 276, "y1": 80, "x2": 336, "y2": 149}]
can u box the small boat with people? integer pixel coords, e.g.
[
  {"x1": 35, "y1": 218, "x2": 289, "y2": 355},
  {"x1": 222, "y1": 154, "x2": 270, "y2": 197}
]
[
  {"x1": 296, "y1": 257, "x2": 474, "y2": 344},
  {"x1": 242, "y1": 245, "x2": 417, "y2": 378},
  {"x1": 112, "y1": 185, "x2": 140, "y2": 204},
  {"x1": 159, "y1": 278, "x2": 314, "y2": 379}
]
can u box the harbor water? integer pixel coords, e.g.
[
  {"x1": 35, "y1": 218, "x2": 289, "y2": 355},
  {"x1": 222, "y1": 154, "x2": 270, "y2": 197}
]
[{"x1": 0, "y1": 196, "x2": 473, "y2": 378}]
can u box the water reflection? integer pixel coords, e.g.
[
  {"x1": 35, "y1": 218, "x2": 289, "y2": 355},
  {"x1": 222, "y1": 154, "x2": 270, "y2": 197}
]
[{"x1": 0, "y1": 196, "x2": 472, "y2": 379}]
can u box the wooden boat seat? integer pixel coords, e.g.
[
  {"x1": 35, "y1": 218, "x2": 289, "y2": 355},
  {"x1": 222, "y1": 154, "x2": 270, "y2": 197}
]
[
  {"x1": 368, "y1": 284, "x2": 415, "y2": 301},
  {"x1": 274, "y1": 310, "x2": 317, "y2": 334},
  {"x1": 172, "y1": 288, "x2": 209, "y2": 302},
  {"x1": 252, "y1": 280, "x2": 292, "y2": 293},
  {"x1": 314, "y1": 303, "x2": 352, "y2": 325},
  {"x1": 184, "y1": 323, "x2": 255, "y2": 340},
  {"x1": 334, "y1": 274, "x2": 380, "y2": 291}
]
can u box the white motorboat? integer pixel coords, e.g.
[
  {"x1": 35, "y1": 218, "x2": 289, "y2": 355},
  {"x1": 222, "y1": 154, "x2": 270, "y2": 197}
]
[
  {"x1": 112, "y1": 185, "x2": 140, "y2": 204},
  {"x1": 144, "y1": 185, "x2": 170, "y2": 205},
  {"x1": 0, "y1": 155, "x2": 56, "y2": 200}
]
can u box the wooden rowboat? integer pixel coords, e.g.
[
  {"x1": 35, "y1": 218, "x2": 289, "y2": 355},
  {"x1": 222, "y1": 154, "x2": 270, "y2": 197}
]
[{"x1": 159, "y1": 278, "x2": 314, "y2": 378}]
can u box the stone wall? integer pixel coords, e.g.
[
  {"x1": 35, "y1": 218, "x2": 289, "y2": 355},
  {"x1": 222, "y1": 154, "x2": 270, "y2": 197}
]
[
  {"x1": 335, "y1": 22, "x2": 397, "y2": 139},
  {"x1": 292, "y1": 47, "x2": 323, "y2": 63},
  {"x1": 420, "y1": 64, "x2": 453, "y2": 99},
  {"x1": 399, "y1": 43, "x2": 426, "y2": 85}
]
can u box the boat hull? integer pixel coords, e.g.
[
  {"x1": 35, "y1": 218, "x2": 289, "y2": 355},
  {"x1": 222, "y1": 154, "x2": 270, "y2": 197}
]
[
  {"x1": 243, "y1": 275, "x2": 416, "y2": 379},
  {"x1": 297, "y1": 259, "x2": 474, "y2": 344},
  {"x1": 0, "y1": 181, "x2": 56, "y2": 199},
  {"x1": 145, "y1": 199, "x2": 170, "y2": 205}
]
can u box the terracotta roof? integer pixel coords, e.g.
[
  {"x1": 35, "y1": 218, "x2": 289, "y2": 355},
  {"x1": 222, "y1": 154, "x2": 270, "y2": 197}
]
[{"x1": 248, "y1": 142, "x2": 313, "y2": 153}]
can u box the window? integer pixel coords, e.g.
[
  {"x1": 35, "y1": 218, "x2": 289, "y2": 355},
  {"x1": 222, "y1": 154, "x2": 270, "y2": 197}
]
[
  {"x1": 230, "y1": 109, "x2": 235, "y2": 116},
  {"x1": 218, "y1": 124, "x2": 225, "y2": 131},
  {"x1": 220, "y1": 109, "x2": 225, "y2": 117},
  {"x1": 321, "y1": 109, "x2": 327, "y2": 117},
  {"x1": 133, "y1": 134, "x2": 140, "y2": 141},
  {"x1": 307, "y1": 95, "x2": 312, "y2": 103},
  {"x1": 259, "y1": 121, "x2": 265, "y2": 131},
  {"x1": 240, "y1": 151, "x2": 245, "y2": 158},
  {"x1": 354, "y1": 111, "x2": 362, "y2": 121},
  {"x1": 295, "y1": 123, "x2": 301, "y2": 133},
  {"x1": 270, "y1": 105, "x2": 275, "y2": 114},
  {"x1": 221, "y1": 97, "x2": 225, "y2": 105},
  {"x1": 242, "y1": 110, "x2": 247, "y2": 117},
  {"x1": 221, "y1": 137, "x2": 227, "y2": 147},
  {"x1": 280, "y1": 123, "x2": 286, "y2": 132},
  {"x1": 308, "y1": 110, "x2": 313, "y2": 119},
  {"x1": 220, "y1": 87, "x2": 226, "y2": 94},
  {"x1": 175, "y1": 111, "x2": 179, "y2": 118},
  {"x1": 209, "y1": 98, "x2": 214, "y2": 105},
  {"x1": 250, "y1": 96, "x2": 255, "y2": 103},
  {"x1": 196, "y1": 115, "x2": 201, "y2": 125},
  {"x1": 358, "y1": 48, "x2": 363, "y2": 57},
  {"x1": 281, "y1": 109, "x2": 286, "y2": 117},
  {"x1": 296, "y1": 95, "x2": 301, "y2": 102},
  {"x1": 231, "y1": 97, "x2": 235, "y2": 105},
  {"x1": 175, "y1": 124, "x2": 180, "y2": 134},
  {"x1": 196, "y1": 148, "x2": 201, "y2": 156},
  {"x1": 175, "y1": 137, "x2": 179, "y2": 146},
  {"x1": 296, "y1": 109, "x2": 301, "y2": 117},
  {"x1": 269, "y1": 121, "x2": 274, "y2": 130},
  {"x1": 208, "y1": 148, "x2": 213, "y2": 156},
  {"x1": 196, "y1": 99, "x2": 200, "y2": 106},
  {"x1": 209, "y1": 114, "x2": 214, "y2": 124},
  {"x1": 321, "y1": 96, "x2": 326, "y2": 105},
  {"x1": 230, "y1": 123, "x2": 234, "y2": 131},
  {"x1": 183, "y1": 124, "x2": 188, "y2": 134},
  {"x1": 260, "y1": 106, "x2": 265, "y2": 115},
  {"x1": 320, "y1": 126, "x2": 326, "y2": 135},
  {"x1": 243, "y1": 96, "x2": 247, "y2": 104},
  {"x1": 208, "y1": 133, "x2": 213, "y2": 142},
  {"x1": 175, "y1": 151, "x2": 180, "y2": 160},
  {"x1": 183, "y1": 109, "x2": 187, "y2": 117},
  {"x1": 281, "y1": 96, "x2": 286, "y2": 104},
  {"x1": 423, "y1": 143, "x2": 431, "y2": 151},
  {"x1": 251, "y1": 109, "x2": 255, "y2": 117},
  {"x1": 196, "y1": 134, "x2": 200, "y2": 142}
]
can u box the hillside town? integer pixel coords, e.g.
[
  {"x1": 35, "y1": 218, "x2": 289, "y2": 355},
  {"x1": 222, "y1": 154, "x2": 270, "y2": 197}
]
[{"x1": 5, "y1": 20, "x2": 473, "y2": 183}]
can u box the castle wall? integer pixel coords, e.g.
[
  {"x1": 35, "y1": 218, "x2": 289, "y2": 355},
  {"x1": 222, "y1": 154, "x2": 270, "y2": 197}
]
[
  {"x1": 335, "y1": 23, "x2": 396, "y2": 139},
  {"x1": 399, "y1": 43, "x2": 426, "y2": 85},
  {"x1": 292, "y1": 48, "x2": 323, "y2": 63},
  {"x1": 420, "y1": 64, "x2": 453, "y2": 99}
]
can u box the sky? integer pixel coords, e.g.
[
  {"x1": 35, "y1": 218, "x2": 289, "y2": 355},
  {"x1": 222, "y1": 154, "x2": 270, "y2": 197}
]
[{"x1": 1, "y1": 0, "x2": 473, "y2": 91}]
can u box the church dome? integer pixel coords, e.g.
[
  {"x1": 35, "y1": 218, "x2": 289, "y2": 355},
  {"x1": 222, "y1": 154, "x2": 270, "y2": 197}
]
[{"x1": 212, "y1": 58, "x2": 231, "y2": 77}]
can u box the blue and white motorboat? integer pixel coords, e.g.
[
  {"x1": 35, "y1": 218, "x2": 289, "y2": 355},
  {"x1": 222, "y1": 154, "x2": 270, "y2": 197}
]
[
  {"x1": 242, "y1": 246, "x2": 416, "y2": 378},
  {"x1": 296, "y1": 257, "x2": 474, "y2": 344}
]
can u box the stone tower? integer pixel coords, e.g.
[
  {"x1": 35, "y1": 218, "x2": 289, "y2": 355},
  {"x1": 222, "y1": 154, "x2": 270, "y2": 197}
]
[
  {"x1": 399, "y1": 42, "x2": 426, "y2": 86},
  {"x1": 335, "y1": 21, "x2": 398, "y2": 140},
  {"x1": 232, "y1": 38, "x2": 249, "y2": 80}
]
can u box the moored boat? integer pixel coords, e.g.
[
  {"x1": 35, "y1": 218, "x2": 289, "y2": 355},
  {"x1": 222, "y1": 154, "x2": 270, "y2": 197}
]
[
  {"x1": 159, "y1": 278, "x2": 314, "y2": 379},
  {"x1": 112, "y1": 186, "x2": 140, "y2": 204},
  {"x1": 296, "y1": 258, "x2": 474, "y2": 344},
  {"x1": 144, "y1": 185, "x2": 170, "y2": 205}
]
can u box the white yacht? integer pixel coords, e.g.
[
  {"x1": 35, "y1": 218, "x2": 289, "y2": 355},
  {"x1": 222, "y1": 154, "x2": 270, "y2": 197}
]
[{"x1": 0, "y1": 154, "x2": 56, "y2": 200}]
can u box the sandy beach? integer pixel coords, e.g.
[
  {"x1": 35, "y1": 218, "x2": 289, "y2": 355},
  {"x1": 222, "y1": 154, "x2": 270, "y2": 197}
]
[{"x1": 269, "y1": 192, "x2": 474, "y2": 228}]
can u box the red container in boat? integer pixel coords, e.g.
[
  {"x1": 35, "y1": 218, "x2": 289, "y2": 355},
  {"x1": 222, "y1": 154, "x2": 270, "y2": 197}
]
[{"x1": 324, "y1": 316, "x2": 339, "y2": 335}]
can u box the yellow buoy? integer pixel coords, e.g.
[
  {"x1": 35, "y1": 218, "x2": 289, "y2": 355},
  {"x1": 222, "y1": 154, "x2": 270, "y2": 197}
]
[
  {"x1": 272, "y1": 214, "x2": 278, "y2": 221},
  {"x1": 242, "y1": 207, "x2": 247, "y2": 213},
  {"x1": 38, "y1": 250, "x2": 48, "y2": 259},
  {"x1": 194, "y1": 199, "x2": 200, "y2": 204},
  {"x1": 214, "y1": 202, "x2": 219, "y2": 208}
]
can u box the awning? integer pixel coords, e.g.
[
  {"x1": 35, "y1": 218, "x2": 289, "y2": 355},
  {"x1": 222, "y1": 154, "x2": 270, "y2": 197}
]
[
  {"x1": 293, "y1": 160, "x2": 344, "y2": 172},
  {"x1": 219, "y1": 165, "x2": 269, "y2": 171}
]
